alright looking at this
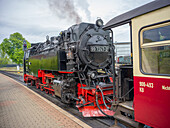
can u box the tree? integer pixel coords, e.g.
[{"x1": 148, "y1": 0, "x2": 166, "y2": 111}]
[
  {"x1": 0, "y1": 32, "x2": 31, "y2": 69},
  {"x1": 0, "y1": 45, "x2": 10, "y2": 67}
]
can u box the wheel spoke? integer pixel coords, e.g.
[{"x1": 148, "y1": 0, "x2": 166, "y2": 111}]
[
  {"x1": 40, "y1": 86, "x2": 43, "y2": 91},
  {"x1": 45, "y1": 89, "x2": 49, "y2": 94}
]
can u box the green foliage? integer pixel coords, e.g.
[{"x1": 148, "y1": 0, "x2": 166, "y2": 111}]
[
  {"x1": 0, "y1": 45, "x2": 10, "y2": 66},
  {"x1": 0, "y1": 32, "x2": 31, "y2": 65},
  {"x1": 0, "y1": 58, "x2": 9, "y2": 67}
]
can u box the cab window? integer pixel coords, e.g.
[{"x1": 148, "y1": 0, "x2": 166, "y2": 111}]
[{"x1": 141, "y1": 22, "x2": 170, "y2": 75}]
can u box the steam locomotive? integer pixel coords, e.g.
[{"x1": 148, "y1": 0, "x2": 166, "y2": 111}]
[{"x1": 23, "y1": 19, "x2": 115, "y2": 117}]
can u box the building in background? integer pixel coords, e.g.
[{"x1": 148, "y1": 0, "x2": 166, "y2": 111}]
[{"x1": 114, "y1": 42, "x2": 131, "y2": 64}]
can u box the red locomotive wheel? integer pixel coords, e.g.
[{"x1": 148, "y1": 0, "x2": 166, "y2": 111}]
[
  {"x1": 40, "y1": 86, "x2": 44, "y2": 91},
  {"x1": 45, "y1": 89, "x2": 49, "y2": 94},
  {"x1": 51, "y1": 91, "x2": 55, "y2": 97},
  {"x1": 30, "y1": 81, "x2": 33, "y2": 86},
  {"x1": 36, "y1": 83, "x2": 40, "y2": 89},
  {"x1": 35, "y1": 79, "x2": 40, "y2": 89},
  {"x1": 31, "y1": 80, "x2": 35, "y2": 86}
]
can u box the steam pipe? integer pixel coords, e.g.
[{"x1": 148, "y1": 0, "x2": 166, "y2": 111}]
[
  {"x1": 95, "y1": 91, "x2": 113, "y2": 118},
  {"x1": 110, "y1": 29, "x2": 116, "y2": 104},
  {"x1": 98, "y1": 87, "x2": 110, "y2": 110}
]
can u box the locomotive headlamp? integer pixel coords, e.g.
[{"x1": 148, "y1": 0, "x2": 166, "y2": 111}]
[{"x1": 96, "y1": 19, "x2": 104, "y2": 27}]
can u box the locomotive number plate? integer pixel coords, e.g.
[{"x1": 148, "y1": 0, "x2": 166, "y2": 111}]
[{"x1": 90, "y1": 46, "x2": 109, "y2": 52}]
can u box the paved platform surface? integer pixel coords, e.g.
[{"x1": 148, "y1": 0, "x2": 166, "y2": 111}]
[{"x1": 0, "y1": 73, "x2": 91, "y2": 128}]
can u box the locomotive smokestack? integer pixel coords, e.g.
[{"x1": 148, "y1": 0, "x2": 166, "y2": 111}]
[{"x1": 48, "y1": 0, "x2": 82, "y2": 24}]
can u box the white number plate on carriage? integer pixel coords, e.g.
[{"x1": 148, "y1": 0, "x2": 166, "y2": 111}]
[{"x1": 90, "y1": 46, "x2": 109, "y2": 52}]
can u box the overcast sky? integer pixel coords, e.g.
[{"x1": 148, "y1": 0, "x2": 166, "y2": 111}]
[{"x1": 0, "y1": 0, "x2": 153, "y2": 43}]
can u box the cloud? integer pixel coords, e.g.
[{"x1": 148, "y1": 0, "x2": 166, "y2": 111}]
[
  {"x1": 0, "y1": 0, "x2": 154, "y2": 43},
  {"x1": 74, "y1": 0, "x2": 91, "y2": 21},
  {"x1": 112, "y1": 24, "x2": 130, "y2": 42}
]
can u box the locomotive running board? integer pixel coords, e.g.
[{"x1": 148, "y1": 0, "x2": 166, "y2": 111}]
[{"x1": 77, "y1": 105, "x2": 115, "y2": 117}]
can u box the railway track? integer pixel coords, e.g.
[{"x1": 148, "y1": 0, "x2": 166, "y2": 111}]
[{"x1": 0, "y1": 70, "x2": 124, "y2": 128}]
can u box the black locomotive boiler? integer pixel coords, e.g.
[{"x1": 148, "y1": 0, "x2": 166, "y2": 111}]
[{"x1": 24, "y1": 19, "x2": 115, "y2": 117}]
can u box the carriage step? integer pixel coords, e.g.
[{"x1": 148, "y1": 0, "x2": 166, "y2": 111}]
[
  {"x1": 114, "y1": 115, "x2": 138, "y2": 128},
  {"x1": 113, "y1": 101, "x2": 142, "y2": 128}
]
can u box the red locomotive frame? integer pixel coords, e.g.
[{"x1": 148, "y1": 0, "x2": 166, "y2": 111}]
[{"x1": 24, "y1": 70, "x2": 114, "y2": 117}]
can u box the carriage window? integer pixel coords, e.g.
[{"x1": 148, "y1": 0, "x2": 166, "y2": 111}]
[
  {"x1": 142, "y1": 45, "x2": 170, "y2": 74},
  {"x1": 141, "y1": 23, "x2": 170, "y2": 75},
  {"x1": 143, "y1": 25, "x2": 170, "y2": 43}
]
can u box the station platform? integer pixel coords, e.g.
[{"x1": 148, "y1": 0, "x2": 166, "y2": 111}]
[{"x1": 0, "y1": 73, "x2": 91, "y2": 128}]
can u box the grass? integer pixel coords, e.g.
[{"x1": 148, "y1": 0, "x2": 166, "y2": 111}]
[
  {"x1": 0, "y1": 66, "x2": 23, "y2": 76},
  {"x1": 0, "y1": 66, "x2": 23, "y2": 72}
]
